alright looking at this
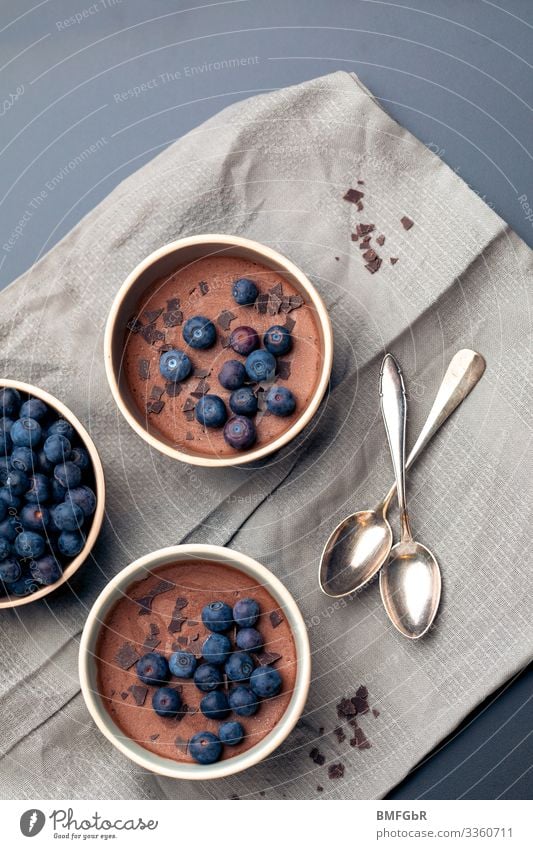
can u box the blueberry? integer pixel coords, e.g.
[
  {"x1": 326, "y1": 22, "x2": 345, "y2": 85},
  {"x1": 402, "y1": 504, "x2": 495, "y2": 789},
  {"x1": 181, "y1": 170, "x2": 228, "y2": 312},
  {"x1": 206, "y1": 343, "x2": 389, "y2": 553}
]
[
  {"x1": 218, "y1": 720, "x2": 245, "y2": 746},
  {"x1": 183, "y1": 315, "x2": 216, "y2": 349},
  {"x1": 47, "y1": 419, "x2": 74, "y2": 442},
  {"x1": 0, "y1": 388, "x2": 21, "y2": 417},
  {"x1": 250, "y1": 666, "x2": 282, "y2": 698},
  {"x1": 58, "y1": 530, "x2": 85, "y2": 557},
  {"x1": 0, "y1": 499, "x2": 6, "y2": 523},
  {"x1": 70, "y1": 447, "x2": 90, "y2": 471},
  {"x1": 0, "y1": 417, "x2": 13, "y2": 454},
  {"x1": 0, "y1": 558, "x2": 20, "y2": 584},
  {"x1": 200, "y1": 690, "x2": 230, "y2": 720},
  {"x1": 201, "y1": 600, "x2": 233, "y2": 633},
  {"x1": 24, "y1": 473, "x2": 50, "y2": 503},
  {"x1": 218, "y1": 360, "x2": 246, "y2": 390},
  {"x1": 64, "y1": 485, "x2": 96, "y2": 517},
  {"x1": 224, "y1": 652, "x2": 255, "y2": 682},
  {"x1": 3, "y1": 469, "x2": 29, "y2": 495},
  {"x1": 169, "y1": 650, "x2": 197, "y2": 679},
  {"x1": 0, "y1": 538, "x2": 11, "y2": 561},
  {"x1": 152, "y1": 687, "x2": 182, "y2": 717},
  {"x1": 229, "y1": 325, "x2": 260, "y2": 356},
  {"x1": 29, "y1": 555, "x2": 62, "y2": 586},
  {"x1": 51, "y1": 479, "x2": 67, "y2": 503},
  {"x1": 189, "y1": 731, "x2": 222, "y2": 765},
  {"x1": 11, "y1": 418, "x2": 42, "y2": 448},
  {"x1": 0, "y1": 488, "x2": 21, "y2": 511},
  {"x1": 223, "y1": 416, "x2": 256, "y2": 451},
  {"x1": 229, "y1": 387, "x2": 258, "y2": 417},
  {"x1": 245, "y1": 350, "x2": 276, "y2": 383},
  {"x1": 20, "y1": 398, "x2": 48, "y2": 421},
  {"x1": 159, "y1": 348, "x2": 192, "y2": 382},
  {"x1": 232, "y1": 277, "x2": 258, "y2": 306},
  {"x1": 0, "y1": 516, "x2": 19, "y2": 541},
  {"x1": 10, "y1": 447, "x2": 37, "y2": 473},
  {"x1": 54, "y1": 461, "x2": 81, "y2": 489},
  {"x1": 10, "y1": 575, "x2": 39, "y2": 596},
  {"x1": 233, "y1": 597, "x2": 260, "y2": 627},
  {"x1": 43, "y1": 434, "x2": 71, "y2": 464},
  {"x1": 201, "y1": 633, "x2": 231, "y2": 665},
  {"x1": 195, "y1": 395, "x2": 227, "y2": 428},
  {"x1": 228, "y1": 685, "x2": 259, "y2": 717},
  {"x1": 193, "y1": 663, "x2": 223, "y2": 692},
  {"x1": 51, "y1": 502, "x2": 84, "y2": 531},
  {"x1": 236, "y1": 627, "x2": 263, "y2": 652},
  {"x1": 266, "y1": 386, "x2": 296, "y2": 417},
  {"x1": 37, "y1": 449, "x2": 53, "y2": 474},
  {"x1": 136, "y1": 652, "x2": 170, "y2": 686},
  {"x1": 263, "y1": 325, "x2": 292, "y2": 356},
  {"x1": 20, "y1": 504, "x2": 50, "y2": 532},
  {"x1": 15, "y1": 531, "x2": 45, "y2": 559}
]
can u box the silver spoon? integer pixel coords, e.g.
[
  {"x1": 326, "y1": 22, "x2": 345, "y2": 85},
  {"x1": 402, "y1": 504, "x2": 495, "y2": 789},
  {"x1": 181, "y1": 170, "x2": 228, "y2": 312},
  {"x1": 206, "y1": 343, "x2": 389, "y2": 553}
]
[
  {"x1": 319, "y1": 349, "x2": 486, "y2": 598},
  {"x1": 378, "y1": 353, "x2": 441, "y2": 638}
]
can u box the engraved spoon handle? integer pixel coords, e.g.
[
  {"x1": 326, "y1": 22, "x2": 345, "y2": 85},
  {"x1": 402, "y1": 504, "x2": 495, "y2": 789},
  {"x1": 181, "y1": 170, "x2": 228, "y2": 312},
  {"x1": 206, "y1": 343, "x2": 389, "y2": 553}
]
[
  {"x1": 379, "y1": 354, "x2": 412, "y2": 542},
  {"x1": 382, "y1": 349, "x2": 486, "y2": 510}
]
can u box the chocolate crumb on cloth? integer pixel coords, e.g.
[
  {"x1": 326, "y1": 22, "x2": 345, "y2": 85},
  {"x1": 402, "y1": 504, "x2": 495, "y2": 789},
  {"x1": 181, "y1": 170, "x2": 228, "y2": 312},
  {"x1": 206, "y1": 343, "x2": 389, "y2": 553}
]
[
  {"x1": 401, "y1": 215, "x2": 414, "y2": 230},
  {"x1": 328, "y1": 763, "x2": 345, "y2": 780},
  {"x1": 343, "y1": 187, "x2": 364, "y2": 204}
]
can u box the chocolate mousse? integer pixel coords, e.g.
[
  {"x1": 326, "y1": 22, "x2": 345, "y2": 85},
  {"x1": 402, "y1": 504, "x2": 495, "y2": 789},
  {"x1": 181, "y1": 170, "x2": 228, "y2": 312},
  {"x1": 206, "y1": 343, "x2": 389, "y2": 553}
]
[
  {"x1": 122, "y1": 255, "x2": 323, "y2": 457},
  {"x1": 96, "y1": 560, "x2": 298, "y2": 763}
]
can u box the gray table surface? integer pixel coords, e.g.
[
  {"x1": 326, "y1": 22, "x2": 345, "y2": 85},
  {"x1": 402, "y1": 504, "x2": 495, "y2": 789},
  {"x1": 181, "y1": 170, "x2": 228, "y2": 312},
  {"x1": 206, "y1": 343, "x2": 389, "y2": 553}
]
[{"x1": 0, "y1": 0, "x2": 531, "y2": 800}]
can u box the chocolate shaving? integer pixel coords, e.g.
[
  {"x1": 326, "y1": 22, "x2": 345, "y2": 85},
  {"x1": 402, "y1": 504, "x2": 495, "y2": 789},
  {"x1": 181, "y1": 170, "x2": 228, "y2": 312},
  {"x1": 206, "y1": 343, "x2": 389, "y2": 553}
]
[
  {"x1": 157, "y1": 343, "x2": 173, "y2": 353},
  {"x1": 174, "y1": 736, "x2": 188, "y2": 752},
  {"x1": 177, "y1": 635, "x2": 189, "y2": 646},
  {"x1": 390, "y1": 257, "x2": 399, "y2": 265},
  {"x1": 309, "y1": 747, "x2": 326, "y2": 766},
  {"x1": 279, "y1": 295, "x2": 291, "y2": 314},
  {"x1": 351, "y1": 233, "x2": 358, "y2": 242},
  {"x1": 356, "y1": 223, "x2": 375, "y2": 237},
  {"x1": 146, "y1": 399, "x2": 164, "y2": 414},
  {"x1": 163, "y1": 310, "x2": 183, "y2": 327},
  {"x1": 166, "y1": 297, "x2": 180, "y2": 311},
  {"x1": 328, "y1": 763, "x2": 345, "y2": 779},
  {"x1": 284, "y1": 316, "x2": 296, "y2": 332},
  {"x1": 150, "y1": 733, "x2": 160, "y2": 741},
  {"x1": 168, "y1": 616, "x2": 187, "y2": 634},
  {"x1": 143, "y1": 634, "x2": 161, "y2": 650},
  {"x1": 288, "y1": 294, "x2": 304, "y2": 311},
  {"x1": 115, "y1": 643, "x2": 140, "y2": 670},
  {"x1": 150, "y1": 385, "x2": 165, "y2": 401},
  {"x1": 191, "y1": 379, "x2": 210, "y2": 397},
  {"x1": 356, "y1": 201, "x2": 364, "y2": 211},
  {"x1": 277, "y1": 360, "x2": 291, "y2": 380},
  {"x1": 127, "y1": 317, "x2": 143, "y2": 334},
  {"x1": 334, "y1": 726, "x2": 346, "y2": 743},
  {"x1": 138, "y1": 359, "x2": 150, "y2": 380},
  {"x1": 217, "y1": 310, "x2": 236, "y2": 331},
  {"x1": 185, "y1": 431, "x2": 194, "y2": 440},
  {"x1": 174, "y1": 597, "x2": 188, "y2": 610},
  {"x1": 343, "y1": 188, "x2": 364, "y2": 204},
  {"x1": 337, "y1": 697, "x2": 357, "y2": 718},
  {"x1": 144, "y1": 308, "x2": 163, "y2": 324},
  {"x1": 352, "y1": 685, "x2": 370, "y2": 715},
  {"x1": 350, "y1": 728, "x2": 371, "y2": 750},
  {"x1": 376, "y1": 235, "x2": 385, "y2": 246},
  {"x1": 269, "y1": 282, "x2": 283, "y2": 297},
  {"x1": 184, "y1": 409, "x2": 195, "y2": 421},
  {"x1": 183, "y1": 397, "x2": 196, "y2": 413},
  {"x1": 199, "y1": 281, "x2": 209, "y2": 295},
  {"x1": 165, "y1": 382, "x2": 182, "y2": 398},
  {"x1": 120, "y1": 691, "x2": 128, "y2": 700},
  {"x1": 253, "y1": 651, "x2": 282, "y2": 666},
  {"x1": 359, "y1": 236, "x2": 372, "y2": 249},
  {"x1": 270, "y1": 610, "x2": 284, "y2": 628},
  {"x1": 401, "y1": 215, "x2": 414, "y2": 230},
  {"x1": 129, "y1": 684, "x2": 148, "y2": 706},
  {"x1": 365, "y1": 257, "x2": 382, "y2": 275},
  {"x1": 141, "y1": 324, "x2": 165, "y2": 345},
  {"x1": 255, "y1": 293, "x2": 269, "y2": 314},
  {"x1": 268, "y1": 293, "x2": 282, "y2": 315},
  {"x1": 362, "y1": 249, "x2": 377, "y2": 263},
  {"x1": 220, "y1": 334, "x2": 230, "y2": 348},
  {"x1": 193, "y1": 367, "x2": 210, "y2": 379},
  {"x1": 134, "y1": 579, "x2": 175, "y2": 615}
]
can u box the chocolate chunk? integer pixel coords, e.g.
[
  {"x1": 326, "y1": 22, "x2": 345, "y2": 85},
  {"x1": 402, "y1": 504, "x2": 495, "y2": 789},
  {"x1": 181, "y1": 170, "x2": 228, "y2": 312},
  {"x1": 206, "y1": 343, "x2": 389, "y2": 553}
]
[
  {"x1": 317, "y1": 785, "x2": 324, "y2": 793},
  {"x1": 255, "y1": 293, "x2": 269, "y2": 314},
  {"x1": 343, "y1": 188, "x2": 364, "y2": 204},
  {"x1": 309, "y1": 747, "x2": 326, "y2": 766},
  {"x1": 253, "y1": 651, "x2": 282, "y2": 666},
  {"x1": 144, "y1": 308, "x2": 163, "y2": 324},
  {"x1": 356, "y1": 201, "x2": 364, "y2": 212},
  {"x1": 401, "y1": 215, "x2": 414, "y2": 230},
  {"x1": 174, "y1": 736, "x2": 188, "y2": 752},
  {"x1": 334, "y1": 256, "x2": 339, "y2": 261},
  {"x1": 288, "y1": 294, "x2": 304, "y2": 311},
  {"x1": 365, "y1": 257, "x2": 382, "y2": 274},
  {"x1": 177, "y1": 635, "x2": 189, "y2": 646},
  {"x1": 372, "y1": 708, "x2": 380, "y2": 718},
  {"x1": 334, "y1": 726, "x2": 346, "y2": 743},
  {"x1": 157, "y1": 343, "x2": 173, "y2": 353},
  {"x1": 146, "y1": 399, "x2": 164, "y2": 414},
  {"x1": 163, "y1": 310, "x2": 183, "y2": 327},
  {"x1": 268, "y1": 293, "x2": 282, "y2": 315},
  {"x1": 165, "y1": 382, "x2": 182, "y2": 398},
  {"x1": 217, "y1": 310, "x2": 236, "y2": 331},
  {"x1": 279, "y1": 295, "x2": 291, "y2": 314},
  {"x1": 351, "y1": 233, "x2": 358, "y2": 242},
  {"x1": 167, "y1": 297, "x2": 180, "y2": 311},
  {"x1": 115, "y1": 643, "x2": 140, "y2": 670},
  {"x1": 220, "y1": 334, "x2": 230, "y2": 348},
  {"x1": 337, "y1": 697, "x2": 357, "y2": 718},
  {"x1": 199, "y1": 281, "x2": 209, "y2": 295},
  {"x1": 357, "y1": 179, "x2": 364, "y2": 185},
  {"x1": 390, "y1": 256, "x2": 399, "y2": 265},
  {"x1": 350, "y1": 728, "x2": 371, "y2": 750},
  {"x1": 328, "y1": 763, "x2": 345, "y2": 779},
  {"x1": 174, "y1": 597, "x2": 188, "y2": 610},
  {"x1": 120, "y1": 691, "x2": 128, "y2": 700},
  {"x1": 269, "y1": 282, "x2": 283, "y2": 297},
  {"x1": 141, "y1": 325, "x2": 165, "y2": 345},
  {"x1": 150, "y1": 385, "x2": 165, "y2": 401},
  {"x1": 362, "y1": 249, "x2": 377, "y2": 263},
  {"x1": 185, "y1": 431, "x2": 194, "y2": 440},
  {"x1": 270, "y1": 610, "x2": 284, "y2": 628},
  {"x1": 356, "y1": 223, "x2": 375, "y2": 237},
  {"x1": 376, "y1": 234, "x2": 385, "y2": 246},
  {"x1": 359, "y1": 236, "x2": 372, "y2": 249},
  {"x1": 129, "y1": 684, "x2": 148, "y2": 706},
  {"x1": 143, "y1": 633, "x2": 161, "y2": 650},
  {"x1": 191, "y1": 379, "x2": 210, "y2": 397},
  {"x1": 127, "y1": 317, "x2": 143, "y2": 334},
  {"x1": 183, "y1": 397, "x2": 196, "y2": 413},
  {"x1": 184, "y1": 409, "x2": 195, "y2": 421},
  {"x1": 193, "y1": 367, "x2": 210, "y2": 379},
  {"x1": 352, "y1": 685, "x2": 370, "y2": 715},
  {"x1": 138, "y1": 359, "x2": 150, "y2": 380},
  {"x1": 277, "y1": 360, "x2": 291, "y2": 380},
  {"x1": 149, "y1": 733, "x2": 160, "y2": 741},
  {"x1": 134, "y1": 579, "x2": 175, "y2": 615},
  {"x1": 168, "y1": 616, "x2": 187, "y2": 634},
  {"x1": 284, "y1": 316, "x2": 296, "y2": 333}
]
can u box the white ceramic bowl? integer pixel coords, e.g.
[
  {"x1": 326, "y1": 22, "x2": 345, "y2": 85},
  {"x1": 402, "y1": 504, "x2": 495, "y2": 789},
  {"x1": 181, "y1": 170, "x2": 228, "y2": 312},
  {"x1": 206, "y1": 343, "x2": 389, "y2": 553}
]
[
  {"x1": 0, "y1": 379, "x2": 105, "y2": 610},
  {"x1": 104, "y1": 234, "x2": 333, "y2": 467},
  {"x1": 79, "y1": 544, "x2": 311, "y2": 780}
]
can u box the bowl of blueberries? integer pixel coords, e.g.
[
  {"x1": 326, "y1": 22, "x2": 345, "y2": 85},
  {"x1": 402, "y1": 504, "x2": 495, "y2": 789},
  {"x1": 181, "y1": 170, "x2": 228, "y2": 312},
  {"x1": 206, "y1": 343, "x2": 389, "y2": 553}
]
[
  {"x1": 0, "y1": 380, "x2": 105, "y2": 608},
  {"x1": 104, "y1": 234, "x2": 333, "y2": 466}
]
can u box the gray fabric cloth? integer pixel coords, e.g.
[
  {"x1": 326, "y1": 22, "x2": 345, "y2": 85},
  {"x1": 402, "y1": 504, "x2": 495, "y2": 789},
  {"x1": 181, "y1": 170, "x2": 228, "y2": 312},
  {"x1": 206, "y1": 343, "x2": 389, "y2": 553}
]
[{"x1": 0, "y1": 71, "x2": 531, "y2": 801}]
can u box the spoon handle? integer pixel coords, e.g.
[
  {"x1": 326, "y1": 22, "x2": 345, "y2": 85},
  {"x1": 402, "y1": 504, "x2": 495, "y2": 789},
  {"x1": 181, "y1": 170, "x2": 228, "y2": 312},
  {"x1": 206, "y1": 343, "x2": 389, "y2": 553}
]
[
  {"x1": 379, "y1": 354, "x2": 412, "y2": 542},
  {"x1": 382, "y1": 349, "x2": 486, "y2": 510}
]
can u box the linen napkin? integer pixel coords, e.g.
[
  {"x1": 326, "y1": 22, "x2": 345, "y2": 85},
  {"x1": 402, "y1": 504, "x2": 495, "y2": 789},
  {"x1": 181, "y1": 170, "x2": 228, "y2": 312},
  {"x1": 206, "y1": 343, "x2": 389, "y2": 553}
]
[{"x1": 0, "y1": 71, "x2": 531, "y2": 800}]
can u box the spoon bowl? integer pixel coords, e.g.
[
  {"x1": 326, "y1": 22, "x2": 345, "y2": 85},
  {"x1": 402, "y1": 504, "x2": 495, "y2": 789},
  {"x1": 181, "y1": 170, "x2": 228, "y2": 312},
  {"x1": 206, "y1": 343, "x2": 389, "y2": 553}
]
[
  {"x1": 380, "y1": 541, "x2": 441, "y2": 639},
  {"x1": 320, "y1": 509, "x2": 392, "y2": 597}
]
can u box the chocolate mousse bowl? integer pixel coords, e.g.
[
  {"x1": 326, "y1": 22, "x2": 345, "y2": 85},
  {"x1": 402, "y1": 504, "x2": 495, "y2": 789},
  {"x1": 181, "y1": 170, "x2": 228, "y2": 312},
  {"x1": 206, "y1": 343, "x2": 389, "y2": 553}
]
[
  {"x1": 104, "y1": 235, "x2": 333, "y2": 467},
  {"x1": 79, "y1": 544, "x2": 311, "y2": 780}
]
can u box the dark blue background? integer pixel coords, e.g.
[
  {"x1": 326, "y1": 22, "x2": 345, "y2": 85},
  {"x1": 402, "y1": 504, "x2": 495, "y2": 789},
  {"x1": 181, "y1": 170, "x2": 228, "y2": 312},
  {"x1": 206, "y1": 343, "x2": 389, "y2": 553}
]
[{"x1": 1, "y1": 0, "x2": 531, "y2": 799}]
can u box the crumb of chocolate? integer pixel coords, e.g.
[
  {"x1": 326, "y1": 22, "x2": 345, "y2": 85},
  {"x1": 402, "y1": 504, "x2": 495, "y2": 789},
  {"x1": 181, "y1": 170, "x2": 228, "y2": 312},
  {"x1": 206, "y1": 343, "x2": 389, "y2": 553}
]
[
  {"x1": 193, "y1": 367, "x2": 210, "y2": 379},
  {"x1": 183, "y1": 397, "x2": 196, "y2": 413},
  {"x1": 319, "y1": 726, "x2": 325, "y2": 735},
  {"x1": 328, "y1": 763, "x2": 345, "y2": 780},
  {"x1": 372, "y1": 708, "x2": 380, "y2": 718},
  {"x1": 134, "y1": 579, "x2": 175, "y2": 615},
  {"x1": 334, "y1": 726, "x2": 346, "y2": 743},
  {"x1": 142, "y1": 632, "x2": 161, "y2": 650},
  {"x1": 165, "y1": 382, "x2": 182, "y2": 398},
  {"x1": 390, "y1": 256, "x2": 399, "y2": 265},
  {"x1": 310, "y1": 747, "x2": 326, "y2": 766},
  {"x1": 284, "y1": 316, "x2": 296, "y2": 332},
  {"x1": 163, "y1": 310, "x2": 183, "y2": 327},
  {"x1": 317, "y1": 785, "x2": 324, "y2": 793},
  {"x1": 150, "y1": 385, "x2": 165, "y2": 401},
  {"x1": 357, "y1": 179, "x2": 364, "y2": 185},
  {"x1": 268, "y1": 292, "x2": 283, "y2": 315},
  {"x1": 351, "y1": 233, "x2": 358, "y2": 242},
  {"x1": 343, "y1": 188, "x2": 364, "y2": 204},
  {"x1": 138, "y1": 359, "x2": 150, "y2": 380},
  {"x1": 184, "y1": 409, "x2": 195, "y2": 421},
  {"x1": 335, "y1": 256, "x2": 339, "y2": 261},
  {"x1": 270, "y1": 610, "x2": 284, "y2": 628},
  {"x1": 288, "y1": 294, "x2": 304, "y2": 311},
  {"x1": 115, "y1": 643, "x2": 140, "y2": 670},
  {"x1": 150, "y1": 733, "x2": 160, "y2": 742},
  {"x1": 220, "y1": 334, "x2": 230, "y2": 348},
  {"x1": 146, "y1": 399, "x2": 164, "y2": 414},
  {"x1": 277, "y1": 360, "x2": 291, "y2": 380},
  {"x1": 269, "y1": 282, "x2": 283, "y2": 297},
  {"x1": 167, "y1": 297, "x2": 180, "y2": 311},
  {"x1": 359, "y1": 236, "x2": 372, "y2": 249},
  {"x1": 365, "y1": 257, "x2": 382, "y2": 274},
  {"x1": 199, "y1": 281, "x2": 209, "y2": 295},
  {"x1": 350, "y1": 727, "x2": 372, "y2": 750},
  {"x1": 177, "y1": 635, "x2": 188, "y2": 646},
  {"x1": 253, "y1": 651, "x2": 282, "y2": 666},
  {"x1": 185, "y1": 431, "x2": 194, "y2": 440},
  {"x1": 376, "y1": 234, "x2": 385, "y2": 246},
  {"x1": 356, "y1": 222, "x2": 375, "y2": 237},
  {"x1": 352, "y1": 685, "x2": 370, "y2": 714},
  {"x1": 120, "y1": 691, "x2": 128, "y2": 700},
  {"x1": 362, "y1": 249, "x2": 377, "y2": 263},
  {"x1": 191, "y1": 379, "x2": 210, "y2": 397},
  {"x1": 337, "y1": 697, "x2": 357, "y2": 718},
  {"x1": 127, "y1": 317, "x2": 143, "y2": 334},
  {"x1": 255, "y1": 293, "x2": 269, "y2": 314},
  {"x1": 401, "y1": 216, "x2": 414, "y2": 230},
  {"x1": 217, "y1": 310, "x2": 236, "y2": 331},
  {"x1": 129, "y1": 684, "x2": 148, "y2": 706},
  {"x1": 141, "y1": 325, "x2": 165, "y2": 345},
  {"x1": 357, "y1": 201, "x2": 364, "y2": 211},
  {"x1": 143, "y1": 308, "x2": 163, "y2": 324}
]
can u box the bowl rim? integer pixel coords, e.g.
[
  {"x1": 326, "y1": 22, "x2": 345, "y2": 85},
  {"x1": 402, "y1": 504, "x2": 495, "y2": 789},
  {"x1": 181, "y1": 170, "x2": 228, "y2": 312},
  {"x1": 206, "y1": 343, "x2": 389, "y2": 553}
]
[
  {"x1": 78, "y1": 543, "x2": 311, "y2": 780},
  {"x1": 0, "y1": 379, "x2": 106, "y2": 610},
  {"x1": 104, "y1": 233, "x2": 333, "y2": 467}
]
